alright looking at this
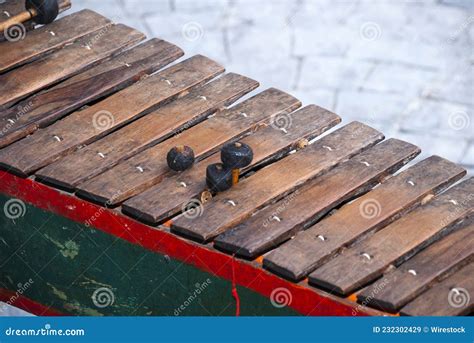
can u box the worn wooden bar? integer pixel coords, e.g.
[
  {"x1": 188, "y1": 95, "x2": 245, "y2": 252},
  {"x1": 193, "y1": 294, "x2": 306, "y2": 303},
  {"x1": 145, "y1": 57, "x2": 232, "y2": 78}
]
[
  {"x1": 122, "y1": 105, "x2": 341, "y2": 224},
  {"x1": 0, "y1": 55, "x2": 224, "y2": 176},
  {"x1": 263, "y1": 156, "x2": 466, "y2": 281},
  {"x1": 0, "y1": 10, "x2": 112, "y2": 73},
  {"x1": 308, "y1": 177, "x2": 474, "y2": 296},
  {"x1": 400, "y1": 262, "x2": 474, "y2": 316},
  {"x1": 0, "y1": 39, "x2": 184, "y2": 148},
  {"x1": 214, "y1": 139, "x2": 420, "y2": 259},
  {"x1": 357, "y1": 221, "x2": 474, "y2": 313},
  {"x1": 171, "y1": 122, "x2": 384, "y2": 242},
  {"x1": 36, "y1": 73, "x2": 259, "y2": 189},
  {"x1": 0, "y1": 23, "x2": 145, "y2": 109},
  {"x1": 76, "y1": 88, "x2": 302, "y2": 205}
]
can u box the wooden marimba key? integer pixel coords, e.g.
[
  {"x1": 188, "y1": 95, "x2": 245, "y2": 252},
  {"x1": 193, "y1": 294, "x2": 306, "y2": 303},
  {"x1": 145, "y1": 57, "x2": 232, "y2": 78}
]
[{"x1": 0, "y1": 4, "x2": 472, "y2": 317}]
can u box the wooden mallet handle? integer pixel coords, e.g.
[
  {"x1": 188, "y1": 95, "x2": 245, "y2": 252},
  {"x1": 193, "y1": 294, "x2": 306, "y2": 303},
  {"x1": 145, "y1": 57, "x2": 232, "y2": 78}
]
[{"x1": 0, "y1": 0, "x2": 71, "y2": 33}]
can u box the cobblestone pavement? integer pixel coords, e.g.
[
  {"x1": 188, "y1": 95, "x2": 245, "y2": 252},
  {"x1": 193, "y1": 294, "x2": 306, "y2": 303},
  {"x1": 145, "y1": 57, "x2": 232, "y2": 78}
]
[
  {"x1": 65, "y1": 0, "x2": 473, "y2": 173},
  {"x1": 1, "y1": 0, "x2": 473, "y2": 317}
]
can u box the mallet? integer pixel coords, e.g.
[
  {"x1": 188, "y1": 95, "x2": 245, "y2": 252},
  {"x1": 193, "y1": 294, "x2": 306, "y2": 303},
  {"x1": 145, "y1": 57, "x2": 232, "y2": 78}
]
[
  {"x1": 0, "y1": 0, "x2": 70, "y2": 33},
  {"x1": 221, "y1": 142, "x2": 253, "y2": 185}
]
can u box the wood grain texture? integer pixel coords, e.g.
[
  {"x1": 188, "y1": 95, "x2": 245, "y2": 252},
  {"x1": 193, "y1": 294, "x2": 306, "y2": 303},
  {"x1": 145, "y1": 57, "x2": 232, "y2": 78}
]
[
  {"x1": 263, "y1": 156, "x2": 466, "y2": 281},
  {"x1": 0, "y1": 23, "x2": 145, "y2": 109},
  {"x1": 358, "y1": 221, "x2": 474, "y2": 313},
  {"x1": 122, "y1": 105, "x2": 342, "y2": 224},
  {"x1": 171, "y1": 122, "x2": 384, "y2": 243},
  {"x1": 0, "y1": 10, "x2": 112, "y2": 73},
  {"x1": 400, "y1": 262, "x2": 474, "y2": 316},
  {"x1": 36, "y1": 73, "x2": 259, "y2": 189},
  {"x1": 215, "y1": 139, "x2": 420, "y2": 259},
  {"x1": 308, "y1": 177, "x2": 474, "y2": 296},
  {"x1": 75, "y1": 88, "x2": 301, "y2": 205},
  {"x1": 0, "y1": 55, "x2": 224, "y2": 175},
  {"x1": 0, "y1": 39, "x2": 184, "y2": 149}
]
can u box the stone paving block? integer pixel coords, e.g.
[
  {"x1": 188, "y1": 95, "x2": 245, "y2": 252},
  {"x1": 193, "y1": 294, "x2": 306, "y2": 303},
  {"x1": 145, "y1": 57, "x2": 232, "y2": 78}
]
[
  {"x1": 460, "y1": 144, "x2": 474, "y2": 169},
  {"x1": 348, "y1": 39, "x2": 448, "y2": 69},
  {"x1": 395, "y1": 131, "x2": 468, "y2": 164},
  {"x1": 122, "y1": 0, "x2": 171, "y2": 15},
  {"x1": 425, "y1": 65, "x2": 474, "y2": 106},
  {"x1": 437, "y1": 107, "x2": 473, "y2": 138},
  {"x1": 226, "y1": 53, "x2": 298, "y2": 95},
  {"x1": 363, "y1": 63, "x2": 438, "y2": 96},
  {"x1": 295, "y1": 88, "x2": 336, "y2": 113},
  {"x1": 399, "y1": 99, "x2": 469, "y2": 133},
  {"x1": 298, "y1": 57, "x2": 374, "y2": 91},
  {"x1": 227, "y1": 22, "x2": 292, "y2": 61},
  {"x1": 144, "y1": 10, "x2": 223, "y2": 39},
  {"x1": 68, "y1": 0, "x2": 128, "y2": 22},
  {"x1": 165, "y1": 31, "x2": 227, "y2": 65},
  {"x1": 293, "y1": 26, "x2": 353, "y2": 57},
  {"x1": 232, "y1": 0, "x2": 294, "y2": 23},
  {"x1": 336, "y1": 90, "x2": 411, "y2": 123},
  {"x1": 174, "y1": 0, "x2": 230, "y2": 13}
]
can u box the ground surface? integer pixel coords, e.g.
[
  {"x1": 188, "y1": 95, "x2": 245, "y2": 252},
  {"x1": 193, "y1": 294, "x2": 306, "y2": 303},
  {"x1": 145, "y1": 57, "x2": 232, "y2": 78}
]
[{"x1": 1, "y1": 0, "x2": 473, "y2": 316}]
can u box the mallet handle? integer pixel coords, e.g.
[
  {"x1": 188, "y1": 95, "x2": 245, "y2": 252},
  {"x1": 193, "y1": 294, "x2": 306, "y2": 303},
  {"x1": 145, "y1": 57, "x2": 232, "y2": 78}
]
[
  {"x1": 0, "y1": 0, "x2": 70, "y2": 33},
  {"x1": 0, "y1": 9, "x2": 35, "y2": 32}
]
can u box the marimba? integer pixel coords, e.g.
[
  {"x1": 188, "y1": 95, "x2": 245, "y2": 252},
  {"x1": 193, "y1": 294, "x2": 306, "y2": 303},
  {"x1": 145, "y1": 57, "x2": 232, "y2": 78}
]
[{"x1": 0, "y1": 3, "x2": 472, "y2": 317}]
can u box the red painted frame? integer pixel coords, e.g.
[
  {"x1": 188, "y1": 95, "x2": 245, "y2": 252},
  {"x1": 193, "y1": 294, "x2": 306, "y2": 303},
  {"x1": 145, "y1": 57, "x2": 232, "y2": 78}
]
[{"x1": 0, "y1": 170, "x2": 386, "y2": 316}]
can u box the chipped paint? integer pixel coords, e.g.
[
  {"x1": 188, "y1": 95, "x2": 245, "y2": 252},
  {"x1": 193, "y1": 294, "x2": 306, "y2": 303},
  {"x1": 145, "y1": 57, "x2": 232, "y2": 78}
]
[
  {"x1": 48, "y1": 284, "x2": 68, "y2": 301},
  {"x1": 64, "y1": 301, "x2": 103, "y2": 316},
  {"x1": 78, "y1": 276, "x2": 113, "y2": 290},
  {"x1": 43, "y1": 234, "x2": 80, "y2": 259}
]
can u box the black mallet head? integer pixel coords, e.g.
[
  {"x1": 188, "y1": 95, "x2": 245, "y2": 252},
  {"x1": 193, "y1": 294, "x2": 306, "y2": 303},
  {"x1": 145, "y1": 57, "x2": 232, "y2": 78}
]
[
  {"x1": 167, "y1": 145, "x2": 195, "y2": 172},
  {"x1": 221, "y1": 142, "x2": 253, "y2": 185},
  {"x1": 221, "y1": 142, "x2": 253, "y2": 169},
  {"x1": 206, "y1": 163, "x2": 232, "y2": 193},
  {"x1": 26, "y1": 0, "x2": 59, "y2": 25}
]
